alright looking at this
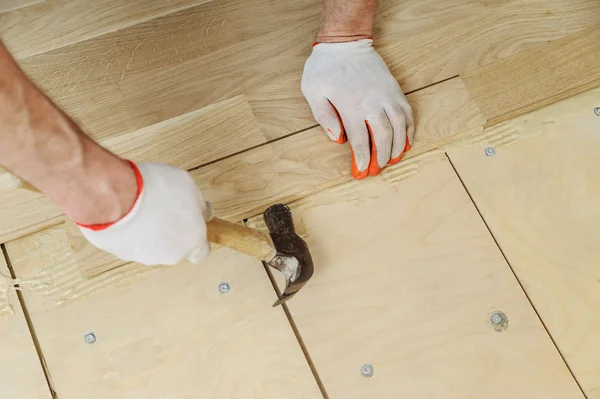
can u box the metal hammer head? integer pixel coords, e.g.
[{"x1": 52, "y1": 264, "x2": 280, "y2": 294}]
[{"x1": 263, "y1": 204, "x2": 314, "y2": 307}]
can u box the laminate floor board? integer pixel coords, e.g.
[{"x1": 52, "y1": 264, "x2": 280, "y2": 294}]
[
  {"x1": 4, "y1": 223, "x2": 322, "y2": 399},
  {"x1": 0, "y1": 0, "x2": 44, "y2": 13},
  {"x1": 378, "y1": 0, "x2": 600, "y2": 93},
  {"x1": 0, "y1": 251, "x2": 53, "y2": 399},
  {"x1": 246, "y1": 152, "x2": 584, "y2": 398},
  {"x1": 0, "y1": 0, "x2": 214, "y2": 59},
  {"x1": 462, "y1": 26, "x2": 600, "y2": 126},
  {"x1": 194, "y1": 77, "x2": 486, "y2": 221},
  {"x1": 447, "y1": 88, "x2": 600, "y2": 397}
]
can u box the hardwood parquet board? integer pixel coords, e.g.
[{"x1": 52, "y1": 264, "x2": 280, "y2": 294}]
[
  {"x1": 0, "y1": 95, "x2": 265, "y2": 243},
  {"x1": 118, "y1": 15, "x2": 318, "y2": 128},
  {"x1": 4, "y1": 225, "x2": 322, "y2": 399},
  {"x1": 115, "y1": 0, "x2": 599, "y2": 139},
  {"x1": 447, "y1": 88, "x2": 600, "y2": 397},
  {"x1": 378, "y1": 0, "x2": 600, "y2": 93},
  {"x1": 18, "y1": 1, "x2": 236, "y2": 90},
  {"x1": 247, "y1": 153, "x2": 583, "y2": 398},
  {"x1": 0, "y1": 0, "x2": 213, "y2": 59},
  {"x1": 0, "y1": 252, "x2": 53, "y2": 399},
  {"x1": 194, "y1": 78, "x2": 485, "y2": 221},
  {"x1": 462, "y1": 26, "x2": 600, "y2": 126},
  {"x1": 0, "y1": 0, "x2": 43, "y2": 13}
]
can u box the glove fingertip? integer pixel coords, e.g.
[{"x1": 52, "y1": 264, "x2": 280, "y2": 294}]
[{"x1": 351, "y1": 148, "x2": 369, "y2": 180}]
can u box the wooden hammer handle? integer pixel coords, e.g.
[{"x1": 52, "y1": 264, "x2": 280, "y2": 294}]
[
  {"x1": 13, "y1": 175, "x2": 276, "y2": 262},
  {"x1": 206, "y1": 218, "x2": 276, "y2": 261}
]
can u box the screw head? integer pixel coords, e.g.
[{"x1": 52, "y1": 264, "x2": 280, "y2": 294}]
[
  {"x1": 84, "y1": 332, "x2": 96, "y2": 345},
  {"x1": 594, "y1": 107, "x2": 600, "y2": 116},
  {"x1": 485, "y1": 147, "x2": 496, "y2": 156},
  {"x1": 360, "y1": 363, "x2": 374, "y2": 378},
  {"x1": 490, "y1": 312, "x2": 504, "y2": 325},
  {"x1": 218, "y1": 282, "x2": 231, "y2": 294}
]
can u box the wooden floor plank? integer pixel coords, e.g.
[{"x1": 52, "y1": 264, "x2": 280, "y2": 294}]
[
  {"x1": 0, "y1": 95, "x2": 265, "y2": 243},
  {"x1": 379, "y1": 0, "x2": 600, "y2": 93},
  {"x1": 116, "y1": 0, "x2": 598, "y2": 137},
  {"x1": 0, "y1": 252, "x2": 53, "y2": 399},
  {"x1": 193, "y1": 77, "x2": 485, "y2": 221},
  {"x1": 462, "y1": 26, "x2": 600, "y2": 126},
  {"x1": 0, "y1": 0, "x2": 44, "y2": 13},
  {"x1": 248, "y1": 153, "x2": 583, "y2": 398},
  {"x1": 4, "y1": 223, "x2": 322, "y2": 399},
  {"x1": 447, "y1": 88, "x2": 600, "y2": 397},
  {"x1": 0, "y1": 0, "x2": 213, "y2": 59}
]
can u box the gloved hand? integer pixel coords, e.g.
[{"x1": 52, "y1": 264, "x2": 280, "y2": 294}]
[
  {"x1": 78, "y1": 162, "x2": 212, "y2": 266},
  {"x1": 301, "y1": 39, "x2": 414, "y2": 179}
]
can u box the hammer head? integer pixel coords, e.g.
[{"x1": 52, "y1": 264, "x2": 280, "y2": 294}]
[{"x1": 263, "y1": 204, "x2": 314, "y2": 307}]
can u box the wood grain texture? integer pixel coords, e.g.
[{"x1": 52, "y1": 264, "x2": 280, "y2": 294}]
[
  {"x1": 248, "y1": 154, "x2": 583, "y2": 398},
  {"x1": 0, "y1": 95, "x2": 264, "y2": 243},
  {"x1": 462, "y1": 26, "x2": 600, "y2": 126},
  {"x1": 378, "y1": 0, "x2": 600, "y2": 92},
  {"x1": 194, "y1": 77, "x2": 485, "y2": 221},
  {"x1": 0, "y1": 252, "x2": 52, "y2": 399},
  {"x1": 0, "y1": 0, "x2": 213, "y2": 58},
  {"x1": 0, "y1": 0, "x2": 43, "y2": 13},
  {"x1": 447, "y1": 88, "x2": 600, "y2": 397},
  {"x1": 17, "y1": 1, "x2": 237, "y2": 89},
  {"x1": 4, "y1": 225, "x2": 322, "y2": 398}
]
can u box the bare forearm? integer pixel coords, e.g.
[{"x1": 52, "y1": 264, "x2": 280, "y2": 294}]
[
  {"x1": 317, "y1": 0, "x2": 377, "y2": 43},
  {"x1": 0, "y1": 41, "x2": 136, "y2": 225}
]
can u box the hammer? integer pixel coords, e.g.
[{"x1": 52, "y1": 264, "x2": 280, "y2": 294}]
[{"x1": 12, "y1": 177, "x2": 314, "y2": 306}]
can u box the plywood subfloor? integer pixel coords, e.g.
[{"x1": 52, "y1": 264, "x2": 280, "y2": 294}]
[
  {"x1": 1, "y1": 0, "x2": 599, "y2": 397},
  {"x1": 0, "y1": 251, "x2": 52, "y2": 399},
  {"x1": 448, "y1": 88, "x2": 600, "y2": 398},
  {"x1": 248, "y1": 154, "x2": 584, "y2": 398}
]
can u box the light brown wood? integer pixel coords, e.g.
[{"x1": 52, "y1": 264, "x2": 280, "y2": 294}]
[
  {"x1": 5, "y1": 225, "x2": 322, "y2": 398},
  {"x1": 462, "y1": 26, "x2": 600, "y2": 126},
  {"x1": 207, "y1": 218, "x2": 275, "y2": 261},
  {"x1": 447, "y1": 88, "x2": 600, "y2": 397},
  {"x1": 194, "y1": 77, "x2": 485, "y2": 221},
  {"x1": 0, "y1": 252, "x2": 53, "y2": 399},
  {"x1": 0, "y1": 0, "x2": 43, "y2": 13},
  {"x1": 0, "y1": 0, "x2": 213, "y2": 59},
  {"x1": 247, "y1": 152, "x2": 583, "y2": 398}
]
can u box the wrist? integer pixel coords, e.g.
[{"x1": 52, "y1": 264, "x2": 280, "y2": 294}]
[{"x1": 317, "y1": 0, "x2": 377, "y2": 43}]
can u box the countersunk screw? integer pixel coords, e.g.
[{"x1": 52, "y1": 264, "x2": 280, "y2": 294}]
[
  {"x1": 218, "y1": 282, "x2": 231, "y2": 294},
  {"x1": 485, "y1": 147, "x2": 496, "y2": 156},
  {"x1": 594, "y1": 107, "x2": 600, "y2": 116},
  {"x1": 490, "y1": 312, "x2": 504, "y2": 325},
  {"x1": 360, "y1": 363, "x2": 374, "y2": 378},
  {"x1": 84, "y1": 332, "x2": 96, "y2": 345}
]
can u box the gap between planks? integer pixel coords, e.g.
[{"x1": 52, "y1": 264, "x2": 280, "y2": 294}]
[
  {"x1": 189, "y1": 74, "x2": 461, "y2": 174},
  {"x1": 443, "y1": 153, "x2": 589, "y2": 399},
  {"x1": 1, "y1": 244, "x2": 58, "y2": 399}
]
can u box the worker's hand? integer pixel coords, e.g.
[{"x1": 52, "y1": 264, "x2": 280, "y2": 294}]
[
  {"x1": 301, "y1": 39, "x2": 414, "y2": 179},
  {"x1": 78, "y1": 162, "x2": 212, "y2": 266}
]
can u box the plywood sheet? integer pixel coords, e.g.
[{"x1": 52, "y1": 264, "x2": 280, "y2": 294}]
[
  {"x1": 248, "y1": 154, "x2": 584, "y2": 398},
  {"x1": 0, "y1": 252, "x2": 52, "y2": 399},
  {"x1": 0, "y1": 95, "x2": 264, "y2": 243},
  {"x1": 194, "y1": 77, "x2": 485, "y2": 221},
  {"x1": 462, "y1": 27, "x2": 600, "y2": 126},
  {"x1": 447, "y1": 88, "x2": 600, "y2": 397},
  {"x1": 5, "y1": 222, "x2": 322, "y2": 398},
  {"x1": 0, "y1": 0, "x2": 212, "y2": 58}
]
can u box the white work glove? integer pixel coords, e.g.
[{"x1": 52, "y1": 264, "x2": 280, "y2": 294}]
[
  {"x1": 301, "y1": 39, "x2": 414, "y2": 179},
  {"x1": 79, "y1": 163, "x2": 212, "y2": 266}
]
